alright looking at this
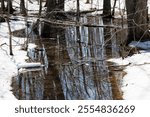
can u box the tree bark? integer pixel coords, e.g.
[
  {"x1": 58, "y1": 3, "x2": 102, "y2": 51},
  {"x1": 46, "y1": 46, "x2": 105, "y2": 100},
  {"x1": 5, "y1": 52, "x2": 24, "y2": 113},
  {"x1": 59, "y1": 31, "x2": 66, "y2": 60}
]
[
  {"x1": 20, "y1": 0, "x2": 27, "y2": 15},
  {"x1": 38, "y1": 0, "x2": 42, "y2": 17},
  {"x1": 126, "y1": 0, "x2": 149, "y2": 44},
  {"x1": 46, "y1": 0, "x2": 64, "y2": 12},
  {"x1": 77, "y1": 0, "x2": 80, "y2": 22},
  {"x1": 86, "y1": 0, "x2": 90, "y2": 3},
  {"x1": 103, "y1": 0, "x2": 111, "y2": 17},
  {"x1": 6, "y1": 17, "x2": 13, "y2": 55},
  {"x1": 7, "y1": 0, "x2": 14, "y2": 14},
  {"x1": 112, "y1": 0, "x2": 117, "y2": 16},
  {"x1": 1, "y1": 0, "x2": 5, "y2": 13},
  {"x1": 41, "y1": 0, "x2": 65, "y2": 37}
]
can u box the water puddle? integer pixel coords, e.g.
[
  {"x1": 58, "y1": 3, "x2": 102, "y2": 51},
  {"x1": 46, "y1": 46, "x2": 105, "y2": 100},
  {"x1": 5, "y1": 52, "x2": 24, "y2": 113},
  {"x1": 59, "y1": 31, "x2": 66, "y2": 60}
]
[{"x1": 11, "y1": 16, "x2": 126, "y2": 100}]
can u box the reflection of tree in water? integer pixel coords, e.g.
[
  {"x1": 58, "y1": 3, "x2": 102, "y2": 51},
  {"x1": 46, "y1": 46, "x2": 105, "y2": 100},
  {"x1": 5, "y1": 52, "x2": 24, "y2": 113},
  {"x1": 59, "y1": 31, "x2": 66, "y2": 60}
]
[
  {"x1": 11, "y1": 16, "x2": 122, "y2": 100},
  {"x1": 12, "y1": 71, "x2": 45, "y2": 100},
  {"x1": 12, "y1": 27, "x2": 66, "y2": 100},
  {"x1": 59, "y1": 16, "x2": 112, "y2": 99},
  {"x1": 103, "y1": 18, "x2": 120, "y2": 58}
]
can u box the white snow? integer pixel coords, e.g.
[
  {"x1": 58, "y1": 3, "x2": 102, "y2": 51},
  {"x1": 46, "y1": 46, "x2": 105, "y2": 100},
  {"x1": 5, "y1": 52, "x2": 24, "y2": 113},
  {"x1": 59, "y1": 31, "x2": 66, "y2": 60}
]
[
  {"x1": 65, "y1": 0, "x2": 150, "y2": 17},
  {"x1": 0, "y1": 20, "x2": 27, "y2": 99},
  {"x1": 0, "y1": 19, "x2": 40, "y2": 99},
  {"x1": 0, "y1": 51, "x2": 17, "y2": 100},
  {"x1": 28, "y1": 43, "x2": 37, "y2": 49},
  {"x1": 13, "y1": 0, "x2": 42, "y2": 11},
  {"x1": 108, "y1": 43, "x2": 150, "y2": 100},
  {"x1": 0, "y1": 1, "x2": 39, "y2": 99},
  {"x1": 129, "y1": 41, "x2": 150, "y2": 50},
  {"x1": 18, "y1": 62, "x2": 43, "y2": 69},
  {"x1": 65, "y1": 0, "x2": 125, "y2": 11},
  {"x1": 122, "y1": 64, "x2": 150, "y2": 99}
]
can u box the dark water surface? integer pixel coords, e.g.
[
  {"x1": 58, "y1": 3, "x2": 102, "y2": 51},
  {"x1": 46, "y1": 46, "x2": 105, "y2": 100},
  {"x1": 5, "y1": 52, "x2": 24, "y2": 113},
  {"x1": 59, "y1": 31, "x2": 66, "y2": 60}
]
[{"x1": 11, "y1": 16, "x2": 126, "y2": 100}]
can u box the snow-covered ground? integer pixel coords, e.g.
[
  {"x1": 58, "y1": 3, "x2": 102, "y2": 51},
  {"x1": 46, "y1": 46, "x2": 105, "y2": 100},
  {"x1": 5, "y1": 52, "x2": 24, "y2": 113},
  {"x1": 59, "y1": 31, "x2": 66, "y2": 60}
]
[
  {"x1": 0, "y1": 1, "x2": 40, "y2": 99},
  {"x1": 0, "y1": 0, "x2": 150, "y2": 100},
  {"x1": 0, "y1": 17, "x2": 42, "y2": 99},
  {"x1": 0, "y1": 20, "x2": 27, "y2": 99},
  {"x1": 108, "y1": 42, "x2": 150, "y2": 99}
]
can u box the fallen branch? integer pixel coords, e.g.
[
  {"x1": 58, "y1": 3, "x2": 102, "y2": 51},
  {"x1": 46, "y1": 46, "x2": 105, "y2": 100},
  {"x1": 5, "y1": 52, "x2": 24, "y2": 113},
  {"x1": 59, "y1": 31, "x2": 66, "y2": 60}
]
[
  {"x1": 50, "y1": 9, "x2": 103, "y2": 15},
  {"x1": 40, "y1": 18, "x2": 121, "y2": 29}
]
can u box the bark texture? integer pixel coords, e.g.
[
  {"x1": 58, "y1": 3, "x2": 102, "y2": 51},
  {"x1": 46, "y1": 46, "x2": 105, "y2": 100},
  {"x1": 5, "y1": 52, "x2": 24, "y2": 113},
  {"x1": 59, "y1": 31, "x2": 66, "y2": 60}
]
[{"x1": 103, "y1": 0, "x2": 111, "y2": 17}]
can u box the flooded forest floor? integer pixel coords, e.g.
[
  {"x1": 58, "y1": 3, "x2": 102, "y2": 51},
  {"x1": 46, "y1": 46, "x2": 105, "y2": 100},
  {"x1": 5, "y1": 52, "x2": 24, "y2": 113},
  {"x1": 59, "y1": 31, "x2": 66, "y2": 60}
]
[{"x1": 11, "y1": 16, "x2": 127, "y2": 100}]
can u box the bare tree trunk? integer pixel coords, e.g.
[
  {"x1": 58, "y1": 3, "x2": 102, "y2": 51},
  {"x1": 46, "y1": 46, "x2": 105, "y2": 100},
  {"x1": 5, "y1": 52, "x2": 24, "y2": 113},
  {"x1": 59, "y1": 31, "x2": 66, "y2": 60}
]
[
  {"x1": 77, "y1": 0, "x2": 80, "y2": 22},
  {"x1": 7, "y1": 0, "x2": 14, "y2": 14},
  {"x1": 0, "y1": 0, "x2": 5, "y2": 22},
  {"x1": 6, "y1": 17, "x2": 13, "y2": 55},
  {"x1": 126, "y1": 0, "x2": 149, "y2": 44},
  {"x1": 46, "y1": 0, "x2": 55, "y2": 12},
  {"x1": 41, "y1": 0, "x2": 65, "y2": 37},
  {"x1": 7, "y1": 0, "x2": 11, "y2": 14},
  {"x1": 20, "y1": 0, "x2": 27, "y2": 15},
  {"x1": 103, "y1": 0, "x2": 111, "y2": 17},
  {"x1": 112, "y1": 0, "x2": 117, "y2": 16},
  {"x1": 86, "y1": 0, "x2": 90, "y2": 3},
  {"x1": 38, "y1": 0, "x2": 42, "y2": 17},
  {"x1": 1, "y1": 0, "x2": 5, "y2": 13},
  {"x1": 46, "y1": 0, "x2": 64, "y2": 12}
]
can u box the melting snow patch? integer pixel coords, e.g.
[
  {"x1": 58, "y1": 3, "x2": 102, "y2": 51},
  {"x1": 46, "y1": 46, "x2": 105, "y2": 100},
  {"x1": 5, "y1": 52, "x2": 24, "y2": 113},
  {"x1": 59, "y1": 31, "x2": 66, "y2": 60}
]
[
  {"x1": 108, "y1": 41, "x2": 150, "y2": 99},
  {"x1": 129, "y1": 41, "x2": 150, "y2": 50},
  {"x1": 17, "y1": 62, "x2": 44, "y2": 69}
]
